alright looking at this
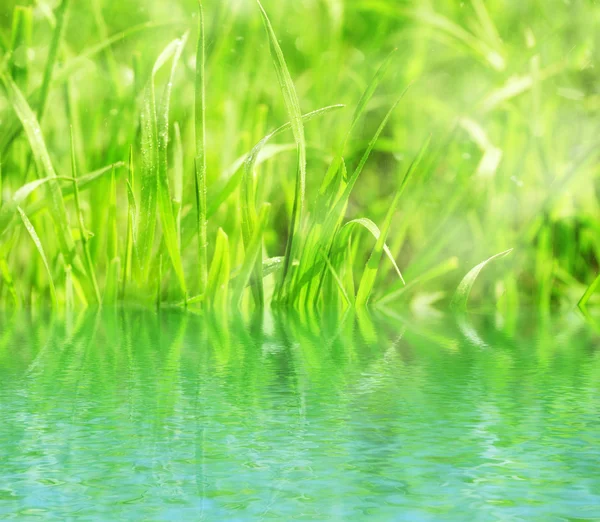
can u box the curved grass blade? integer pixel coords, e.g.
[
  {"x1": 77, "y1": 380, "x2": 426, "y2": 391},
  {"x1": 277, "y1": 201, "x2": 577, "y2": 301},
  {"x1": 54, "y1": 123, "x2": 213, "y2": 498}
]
[
  {"x1": 0, "y1": 175, "x2": 74, "y2": 237},
  {"x1": 256, "y1": 0, "x2": 306, "y2": 298},
  {"x1": 0, "y1": 73, "x2": 79, "y2": 269},
  {"x1": 311, "y1": 87, "x2": 410, "y2": 300},
  {"x1": 337, "y1": 218, "x2": 404, "y2": 283},
  {"x1": 450, "y1": 248, "x2": 513, "y2": 312},
  {"x1": 16, "y1": 206, "x2": 58, "y2": 308},
  {"x1": 24, "y1": 162, "x2": 124, "y2": 220}
]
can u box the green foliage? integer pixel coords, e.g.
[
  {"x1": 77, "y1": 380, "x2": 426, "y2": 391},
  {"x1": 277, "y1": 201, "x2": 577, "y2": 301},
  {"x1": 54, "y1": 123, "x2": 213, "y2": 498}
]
[{"x1": 0, "y1": 0, "x2": 598, "y2": 314}]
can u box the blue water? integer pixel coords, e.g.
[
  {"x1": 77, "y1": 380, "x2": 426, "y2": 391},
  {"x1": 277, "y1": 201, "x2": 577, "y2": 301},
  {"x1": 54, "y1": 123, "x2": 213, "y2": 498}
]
[{"x1": 0, "y1": 309, "x2": 599, "y2": 520}]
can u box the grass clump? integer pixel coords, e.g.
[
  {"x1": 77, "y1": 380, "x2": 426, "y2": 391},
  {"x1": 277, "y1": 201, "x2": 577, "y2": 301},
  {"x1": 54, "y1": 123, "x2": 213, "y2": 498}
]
[{"x1": 0, "y1": 0, "x2": 599, "y2": 317}]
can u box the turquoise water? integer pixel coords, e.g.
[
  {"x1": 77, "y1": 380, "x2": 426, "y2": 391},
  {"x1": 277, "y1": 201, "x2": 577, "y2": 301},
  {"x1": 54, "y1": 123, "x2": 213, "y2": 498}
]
[{"x1": 0, "y1": 309, "x2": 599, "y2": 520}]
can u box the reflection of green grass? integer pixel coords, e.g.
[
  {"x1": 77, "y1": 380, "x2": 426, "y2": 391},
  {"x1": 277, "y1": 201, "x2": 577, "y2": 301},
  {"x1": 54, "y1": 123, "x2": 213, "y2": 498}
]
[
  {"x1": 1, "y1": 310, "x2": 599, "y2": 518},
  {"x1": 0, "y1": 0, "x2": 599, "y2": 313}
]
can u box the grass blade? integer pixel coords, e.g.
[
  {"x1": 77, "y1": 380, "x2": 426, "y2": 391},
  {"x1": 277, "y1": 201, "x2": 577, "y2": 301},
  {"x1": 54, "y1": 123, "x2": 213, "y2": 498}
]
[
  {"x1": 208, "y1": 104, "x2": 343, "y2": 218},
  {"x1": 355, "y1": 136, "x2": 431, "y2": 306},
  {"x1": 0, "y1": 175, "x2": 74, "y2": 237},
  {"x1": 195, "y1": 1, "x2": 208, "y2": 296},
  {"x1": 319, "y1": 249, "x2": 352, "y2": 307},
  {"x1": 70, "y1": 128, "x2": 102, "y2": 304},
  {"x1": 24, "y1": 162, "x2": 124, "y2": 220},
  {"x1": 137, "y1": 81, "x2": 159, "y2": 280},
  {"x1": 450, "y1": 249, "x2": 514, "y2": 312},
  {"x1": 16, "y1": 206, "x2": 58, "y2": 308},
  {"x1": 9, "y1": 6, "x2": 32, "y2": 89},
  {"x1": 256, "y1": 0, "x2": 306, "y2": 298},
  {"x1": 241, "y1": 105, "x2": 345, "y2": 307},
  {"x1": 337, "y1": 218, "x2": 404, "y2": 283},
  {"x1": 138, "y1": 37, "x2": 186, "y2": 285},
  {"x1": 1, "y1": 73, "x2": 79, "y2": 270},
  {"x1": 232, "y1": 203, "x2": 271, "y2": 307},
  {"x1": 375, "y1": 257, "x2": 459, "y2": 305},
  {"x1": 318, "y1": 49, "x2": 396, "y2": 199},
  {"x1": 123, "y1": 147, "x2": 138, "y2": 294},
  {"x1": 207, "y1": 228, "x2": 230, "y2": 314},
  {"x1": 37, "y1": 0, "x2": 70, "y2": 122},
  {"x1": 578, "y1": 273, "x2": 600, "y2": 311},
  {"x1": 173, "y1": 122, "x2": 184, "y2": 242},
  {"x1": 156, "y1": 34, "x2": 188, "y2": 296}
]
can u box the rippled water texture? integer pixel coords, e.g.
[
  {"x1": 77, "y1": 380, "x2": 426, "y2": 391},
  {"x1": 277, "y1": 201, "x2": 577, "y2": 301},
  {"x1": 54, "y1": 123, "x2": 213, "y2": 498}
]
[{"x1": 0, "y1": 309, "x2": 599, "y2": 520}]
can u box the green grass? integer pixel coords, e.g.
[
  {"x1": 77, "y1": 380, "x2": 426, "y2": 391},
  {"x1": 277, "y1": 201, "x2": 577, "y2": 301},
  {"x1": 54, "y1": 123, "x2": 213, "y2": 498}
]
[{"x1": 0, "y1": 0, "x2": 599, "y2": 316}]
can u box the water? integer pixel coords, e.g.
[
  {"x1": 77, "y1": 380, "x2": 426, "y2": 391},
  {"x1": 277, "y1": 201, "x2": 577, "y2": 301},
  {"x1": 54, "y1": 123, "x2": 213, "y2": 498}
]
[{"x1": 0, "y1": 309, "x2": 599, "y2": 521}]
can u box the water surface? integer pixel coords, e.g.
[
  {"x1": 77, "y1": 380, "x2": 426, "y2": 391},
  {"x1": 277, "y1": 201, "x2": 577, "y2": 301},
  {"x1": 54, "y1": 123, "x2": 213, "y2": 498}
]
[{"x1": 0, "y1": 309, "x2": 599, "y2": 520}]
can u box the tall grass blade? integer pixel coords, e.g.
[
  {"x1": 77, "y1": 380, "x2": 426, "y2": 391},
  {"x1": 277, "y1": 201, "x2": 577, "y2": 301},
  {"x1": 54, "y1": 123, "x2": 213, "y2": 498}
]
[
  {"x1": 302, "y1": 91, "x2": 409, "y2": 303},
  {"x1": 256, "y1": 0, "x2": 306, "y2": 298},
  {"x1": 138, "y1": 82, "x2": 159, "y2": 280},
  {"x1": 173, "y1": 122, "x2": 184, "y2": 242},
  {"x1": 123, "y1": 147, "x2": 138, "y2": 295},
  {"x1": 138, "y1": 37, "x2": 186, "y2": 286},
  {"x1": 156, "y1": 34, "x2": 188, "y2": 296},
  {"x1": 195, "y1": 1, "x2": 208, "y2": 296}
]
